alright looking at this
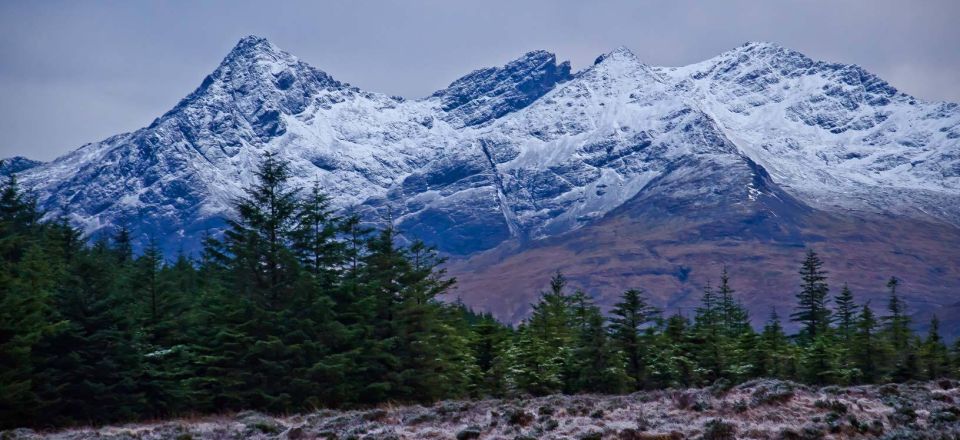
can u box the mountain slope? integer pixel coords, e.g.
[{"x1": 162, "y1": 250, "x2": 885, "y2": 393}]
[
  {"x1": 663, "y1": 42, "x2": 960, "y2": 223},
  {"x1": 11, "y1": 37, "x2": 960, "y2": 332}
]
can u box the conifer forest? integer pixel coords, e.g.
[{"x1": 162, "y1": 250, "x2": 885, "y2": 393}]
[{"x1": 1, "y1": 153, "x2": 958, "y2": 430}]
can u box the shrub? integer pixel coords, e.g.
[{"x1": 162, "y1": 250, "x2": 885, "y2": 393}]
[
  {"x1": 537, "y1": 405, "x2": 555, "y2": 416},
  {"x1": 456, "y1": 425, "x2": 482, "y2": 440},
  {"x1": 506, "y1": 408, "x2": 534, "y2": 426},
  {"x1": 813, "y1": 399, "x2": 847, "y2": 414},
  {"x1": 750, "y1": 382, "x2": 795, "y2": 407},
  {"x1": 252, "y1": 422, "x2": 280, "y2": 434},
  {"x1": 692, "y1": 398, "x2": 712, "y2": 412},
  {"x1": 579, "y1": 431, "x2": 603, "y2": 440},
  {"x1": 701, "y1": 419, "x2": 736, "y2": 440},
  {"x1": 733, "y1": 399, "x2": 748, "y2": 413},
  {"x1": 543, "y1": 418, "x2": 559, "y2": 431}
]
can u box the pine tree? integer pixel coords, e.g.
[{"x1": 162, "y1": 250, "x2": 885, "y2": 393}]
[
  {"x1": 833, "y1": 284, "x2": 857, "y2": 344},
  {"x1": 527, "y1": 271, "x2": 575, "y2": 343},
  {"x1": 830, "y1": 284, "x2": 859, "y2": 382},
  {"x1": 570, "y1": 304, "x2": 630, "y2": 393},
  {"x1": 801, "y1": 335, "x2": 839, "y2": 385},
  {"x1": 648, "y1": 313, "x2": 697, "y2": 387},
  {"x1": 34, "y1": 243, "x2": 146, "y2": 425},
  {"x1": 180, "y1": 245, "x2": 254, "y2": 412},
  {"x1": 390, "y1": 240, "x2": 463, "y2": 401},
  {"x1": 506, "y1": 271, "x2": 574, "y2": 395},
  {"x1": 883, "y1": 277, "x2": 911, "y2": 352},
  {"x1": 189, "y1": 152, "x2": 312, "y2": 412},
  {"x1": 609, "y1": 289, "x2": 659, "y2": 390},
  {"x1": 717, "y1": 267, "x2": 751, "y2": 337},
  {"x1": 468, "y1": 311, "x2": 511, "y2": 396},
  {"x1": 0, "y1": 244, "x2": 65, "y2": 427},
  {"x1": 291, "y1": 181, "x2": 344, "y2": 289},
  {"x1": 791, "y1": 249, "x2": 831, "y2": 344},
  {"x1": 918, "y1": 315, "x2": 950, "y2": 380},
  {"x1": 753, "y1": 309, "x2": 792, "y2": 379},
  {"x1": 225, "y1": 151, "x2": 301, "y2": 311},
  {"x1": 0, "y1": 176, "x2": 59, "y2": 427},
  {"x1": 131, "y1": 240, "x2": 193, "y2": 418},
  {"x1": 852, "y1": 303, "x2": 886, "y2": 383},
  {"x1": 111, "y1": 225, "x2": 134, "y2": 265},
  {"x1": 504, "y1": 324, "x2": 564, "y2": 395},
  {"x1": 692, "y1": 282, "x2": 725, "y2": 383}
]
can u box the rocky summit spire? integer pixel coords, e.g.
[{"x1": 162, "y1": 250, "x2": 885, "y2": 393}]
[
  {"x1": 432, "y1": 50, "x2": 572, "y2": 127},
  {"x1": 593, "y1": 45, "x2": 639, "y2": 65},
  {"x1": 221, "y1": 35, "x2": 285, "y2": 64}
]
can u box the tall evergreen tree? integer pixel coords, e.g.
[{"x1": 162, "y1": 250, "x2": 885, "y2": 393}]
[
  {"x1": 570, "y1": 303, "x2": 630, "y2": 394},
  {"x1": 648, "y1": 313, "x2": 697, "y2": 387},
  {"x1": 919, "y1": 315, "x2": 950, "y2": 380},
  {"x1": 852, "y1": 303, "x2": 885, "y2": 383},
  {"x1": 752, "y1": 309, "x2": 793, "y2": 379},
  {"x1": 0, "y1": 244, "x2": 65, "y2": 426},
  {"x1": 791, "y1": 249, "x2": 831, "y2": 344},
  {"x1": 506, "y1": 272, "x2": 574, "y2": 395},
  {"x1": 692, "y1": 282, "x2": 725, "y2": 383},
  {"x1": 609, "y1": 288, "x2": 659, "y2": 389},
  {"x1": 883, "y1": 277, "x2": 911, "y2": 352},
  {"x1": 833, "y1": 284, "x2": 857, "y2": 344}
]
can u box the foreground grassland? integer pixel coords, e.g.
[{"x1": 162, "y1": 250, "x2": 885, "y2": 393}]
[{"x1": 5, "y1": 380, "x2": 959, "y2": 440}]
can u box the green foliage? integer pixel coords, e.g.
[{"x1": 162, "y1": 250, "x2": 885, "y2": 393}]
[
  {"x1": 609, "y1": 288, "x2": 658, "y2": 389},
  {"x1": 0, "y1": 156, "x2": 956, "y2": 430},
  {"x1": 791, "y1": 249, "x2": 831, "y2": 344},
  {"x1": 919, "y1": 315, "x2": 950, "y2": 380}
]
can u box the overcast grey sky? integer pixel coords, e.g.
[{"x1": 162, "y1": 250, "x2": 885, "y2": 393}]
[{"x1": 1, "y1": 0, "x2": 958, "y2": 161}]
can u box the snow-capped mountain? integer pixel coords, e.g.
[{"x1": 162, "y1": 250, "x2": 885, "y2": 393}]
[
  {"x1": 8, "y1": 36, "x2": 960, "y2": 329},
  {"x1": 14, "y1": 37, "x2": 958, "y2": 252}
]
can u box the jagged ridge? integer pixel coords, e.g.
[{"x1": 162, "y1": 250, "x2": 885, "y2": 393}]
[{"x1": 11, "y1": 37, "x2": 958, "y2": 256}]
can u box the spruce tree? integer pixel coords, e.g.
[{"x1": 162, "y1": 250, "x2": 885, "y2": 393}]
[
  {"x1": 190, "y1": 152, "x2": 310, "y2": 412},
  {"x1": 833, "y1": 284, "x2": 857, "y2": 344},
  {"x1": 852, "y1": 303, "x2": 884, "y2": 383},
  {"x1": 801, "y1": 335, "x2": 839, "y2": 385},
  {"x1": 919, "y1": 315, "x2": 950, "y2": 380},
  {"x1": 504, "y1": 324, "x2": 564, "y2": 395},
  {"x1": 506, "y1": 271, "x2": 574, "y2": 395},
  {"x1": 609, "y1": 288, "x2": 659, "y2": 389},
  {"x1": 692, "y1": 282, "x2": 725, "y2": 383},
  {"x1": 34, "y1": 242, "x2": 146, "y2": 425},
  {"x1": 468, "y1": 311, "x2": 511, "y2": 396},
  {"x1": 753, "y1": 309, "x2": 791, "y2": 379},
  {"x1": 0, "y1": 176, "x2": 58, "y2": 427},
  {"x1": 0, "y1": 244, "x2": 65, "y2": 427},
  {"x1": 648, "y1": 313, "x2": 697, "y2": 387},
  {"x1": 883, "y1": 277, "x2": 911, "y2": 352},
  {"x1": 291, "y1": 181, "x2": 344, "y2": 289},
  {"x1": 831, "y1": 284, "x2": 858, "y2": 381},
  {"x1": 791, "y1": 249, "x2": 831, "y2": 344},
  {"x1": 570, "y1": 304, "x2": 630, "y2": 393}
]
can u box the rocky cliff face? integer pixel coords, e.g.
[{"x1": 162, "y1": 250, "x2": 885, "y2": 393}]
[{"x1": 8, "y1": 37, "x2": 960, "y2": 330}]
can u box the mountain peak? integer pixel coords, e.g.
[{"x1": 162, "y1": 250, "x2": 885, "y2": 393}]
[
  {"x1": 740, "y1": 41, "x2": 784, "y2": 50},
  {"x1": 0, "y1": 156, "x2": 43, "y2": 176},
  {"x1": 221, "y1": 35, "x2": 286, "y2": 65},
  {"x1": 432, "y1": 49, "x2": 572, "y2": 126},
  {"x1": 236, "y1": 34, "x2": 270, "y2": 46},
  {"x1": 593, "y1": 46, "x2": 640, "y2": 65}
]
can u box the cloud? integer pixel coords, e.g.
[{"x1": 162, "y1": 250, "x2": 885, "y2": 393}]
[{"x1": 1, "y1": 0, "x2": 957, "y2": 160}]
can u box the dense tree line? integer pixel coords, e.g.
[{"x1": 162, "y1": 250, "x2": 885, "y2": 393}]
[{"x1": 1, "y1": 154, "x2": 959, "y2": 428}]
